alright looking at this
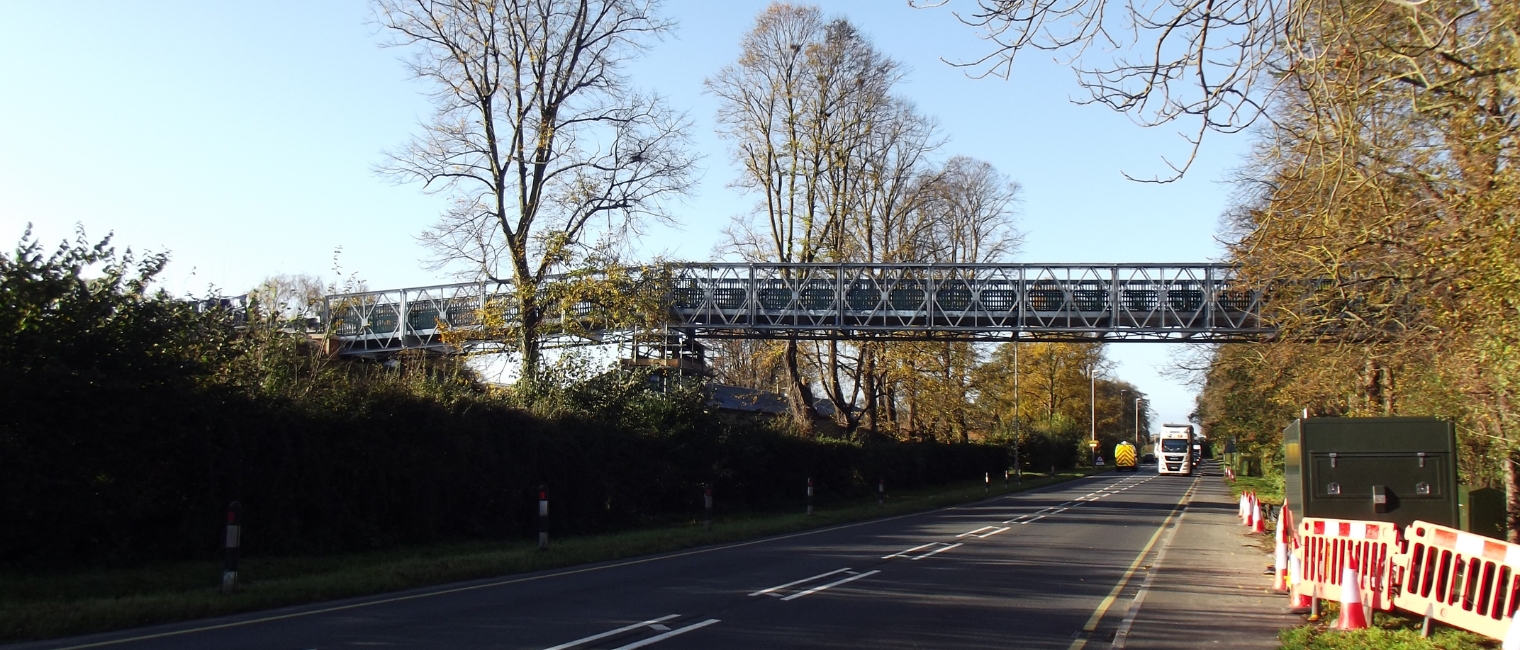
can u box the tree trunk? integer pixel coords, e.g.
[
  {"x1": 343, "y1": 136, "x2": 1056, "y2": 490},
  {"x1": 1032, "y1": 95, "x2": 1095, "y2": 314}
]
[
  {"x1": 827, "y1": 339, "x2": 860, "y2": 434},
  {"x1": 518, "y1": 295, "x2": 541, "y2": 387},
  {"x1": 1364, "y1": 358, "x2": 1387, "y2": 415},
  {"x1": 1507, "y1": 445, "x2": 1520, "y2": 544},
  {"x1": 784, "y1": 339, "x2": 818, "y2": 433},
  {"x1": 862, "y1": 347, "x2": 878, "y2": 435}
]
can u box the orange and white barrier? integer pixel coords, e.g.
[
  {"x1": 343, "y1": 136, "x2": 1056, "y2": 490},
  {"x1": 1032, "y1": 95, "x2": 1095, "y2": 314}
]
[
  {"x1": 1297, "y1": 518, "x2": 1400, "y2": 612},
  {"x1": 1394, "y1": 521, "x2": 1520, "y2": 643},
  {"x1": 1283, "y1": 517, "x2": 1520, "y2": 645}
]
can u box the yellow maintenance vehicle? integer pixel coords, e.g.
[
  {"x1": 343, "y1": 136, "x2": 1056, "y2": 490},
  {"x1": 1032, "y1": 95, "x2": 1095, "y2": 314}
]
[{"x1": 1114, "y1": 441, "x2": 1138, "y2": 472}]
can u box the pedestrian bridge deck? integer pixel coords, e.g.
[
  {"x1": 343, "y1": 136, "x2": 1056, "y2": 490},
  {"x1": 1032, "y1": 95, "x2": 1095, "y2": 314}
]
[{"x1": 322, "y1": 263, "x2": 1270, "y2": 356}]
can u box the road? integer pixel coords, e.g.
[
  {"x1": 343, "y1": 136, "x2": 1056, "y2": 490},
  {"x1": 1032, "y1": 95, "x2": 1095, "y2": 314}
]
[{"x1": 18, "y1": 469, "x2": 1199, "y2": 650}]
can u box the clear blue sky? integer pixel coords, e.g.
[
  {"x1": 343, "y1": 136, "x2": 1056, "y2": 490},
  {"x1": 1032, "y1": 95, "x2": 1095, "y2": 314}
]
[{"x1": 0, "y1": 0, "x2": 1254, "y2": 431}]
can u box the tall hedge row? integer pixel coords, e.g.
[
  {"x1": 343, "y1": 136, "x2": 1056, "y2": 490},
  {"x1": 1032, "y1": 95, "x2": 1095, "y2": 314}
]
[{"x1": 0, "y1": 375, "x2": 1007, "y2": 568}]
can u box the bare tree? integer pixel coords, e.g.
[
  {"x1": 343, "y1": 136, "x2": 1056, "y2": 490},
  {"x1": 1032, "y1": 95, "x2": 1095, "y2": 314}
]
[
  {"x1": 707, "y1": 3, "x2": 903, "y2": 428},
  {"x1": 917, "y1": 155, "x2": 1023, "y2": 263},
  {"x1": 374, "y1": 0, "x2": 696, "y2": 381}
]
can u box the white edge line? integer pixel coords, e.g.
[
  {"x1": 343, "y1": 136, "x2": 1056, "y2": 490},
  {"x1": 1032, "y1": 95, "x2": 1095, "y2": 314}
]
[
  {"x1": 542, "y1": 615, "x2": 682, "y2": 650},
  {"x1": 957, "y1": 526, "x2": 997, "y2": 538},
  {"x1": 1111, "y1": 480, "x2": 1196, "y2": 649},
  {"x1": 978, "y1": 527, "x2": 1011, "y2": 538},
  {"x1": 911, "y1": 542, "x2": 964, "y2": 560},
  {"x1": 748, "y1": 567, "x2": 852, "y2": 596},
  {"x1": 608, "y1": 619, "x2": 720, "y2": 650},
  {"x1": 779, "y1": 570, "x2": 881, "y2": 601}
]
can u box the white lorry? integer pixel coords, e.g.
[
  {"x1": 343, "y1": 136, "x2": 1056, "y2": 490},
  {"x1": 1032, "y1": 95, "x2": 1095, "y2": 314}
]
[{"x1": 1156, "y1": 424, "x2": 1195, "y2": 475}]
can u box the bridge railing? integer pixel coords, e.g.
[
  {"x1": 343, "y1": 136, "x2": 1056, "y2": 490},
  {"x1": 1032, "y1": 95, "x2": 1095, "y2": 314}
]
[
  {"x1": 320, "y1": 263, "x2": 1270, "y2": 355},
  {"x1": 667, "y1": 263, "x2": 1265, "y2": 341}
]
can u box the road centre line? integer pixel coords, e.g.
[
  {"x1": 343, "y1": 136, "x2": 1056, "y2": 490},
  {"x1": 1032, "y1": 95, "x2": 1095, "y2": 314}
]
[
  {"x1": 977, "y1": 527, "x2": 1010, "y2": 538},
  {"x1": 1008, "y1": 476, "x2": 1148, "y2": 525},
  {"x1": 957, "y1": 525, "x2": 997, "y2": 538},
  {"x1": 883, "y1": 542, "x2": 939, "y2": 559},
  {"x1": 780, "y1": 570, "x2": 881, "y2": 601},
  {"x1": 912, "y1": 542, "x2": 963, "y2": 560},
  {"x1": 42, "y1": 475, "x2": 1102, "y2": 650},
  {"x1": 749, "y1": 568, "x2": 853, "y2": 596},
  {"x1": 542, "y1": 615, "x2": 681, "y2": 650},
  {"x1": 608, "y1": 619, "x2": 720, "y2": 650}
]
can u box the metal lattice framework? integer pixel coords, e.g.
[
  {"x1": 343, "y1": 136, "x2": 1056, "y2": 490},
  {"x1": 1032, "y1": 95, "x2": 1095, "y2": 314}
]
[{"x1": 322, "y1": 263, "x2": 1270, "y2": 356}]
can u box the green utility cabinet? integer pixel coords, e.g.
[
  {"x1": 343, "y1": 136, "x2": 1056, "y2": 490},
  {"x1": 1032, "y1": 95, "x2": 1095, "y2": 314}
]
[
  {"x1": 1283, "y1": 417, "x2": 1458, "y2": 530},
  {"x1": 1459, "y1": 486, "x2": 1506, "y2": 540}
]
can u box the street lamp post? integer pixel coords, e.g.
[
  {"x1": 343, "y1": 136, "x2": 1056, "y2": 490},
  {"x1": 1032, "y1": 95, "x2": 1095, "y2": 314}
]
[
  {"x1": 1119, "y1": 388, "x2": 1130, "y2": 444},
  {"x1": 1089, "y1": 360, "x2": 1097, "y2": 467},
  {"x1": 1134, "y1": 398, "x2": 1142, "y2": 445}
]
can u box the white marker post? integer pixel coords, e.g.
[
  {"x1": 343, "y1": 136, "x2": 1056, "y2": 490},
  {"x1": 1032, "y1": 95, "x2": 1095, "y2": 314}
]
[
  {"x1": 806, "y1": 477, "x2": 814, "y2": 516},
  {"x1": 221, "y1": 501, "x2": 240, "y2": 593},
  {"x1": 538, "y1": 484, "x2": 548, "y2": 551},
  {"x1": 704, "y1": 484, "x2": 713, "y2": 532}
]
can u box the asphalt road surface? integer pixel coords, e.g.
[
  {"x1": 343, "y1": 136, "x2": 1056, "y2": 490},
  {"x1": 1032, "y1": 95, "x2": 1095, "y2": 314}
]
[{"x1": 18, "y1": 469, "x2": 1199, "y2": 650}]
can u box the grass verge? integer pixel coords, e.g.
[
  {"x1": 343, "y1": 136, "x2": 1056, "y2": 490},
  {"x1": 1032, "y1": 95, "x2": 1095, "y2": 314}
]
[
  {"x1": 1230, "y1": 473, "x2": 1285, "y2": 506},
  {"x1": 0, "y1": 468, "x2": 1106, "y2": 643},
  {"x1": 1279, "y1": 609, "x2": 1495, "y2": 649}
]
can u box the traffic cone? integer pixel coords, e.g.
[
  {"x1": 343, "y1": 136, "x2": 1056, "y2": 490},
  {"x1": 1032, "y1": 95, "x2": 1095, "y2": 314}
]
[
  {"x1": 1251, "y1": 501, "x2": 1267, "y2": 534},
  {"x1": 1334, "y1": 567, "x2": 1370, "y2": 630},
  {"x1": 1287, "y1": 552, "x2": 1313, "y2": 613},
  {"x1": 1272, "y1": 511, "x2": 1289, "y2": 591}
]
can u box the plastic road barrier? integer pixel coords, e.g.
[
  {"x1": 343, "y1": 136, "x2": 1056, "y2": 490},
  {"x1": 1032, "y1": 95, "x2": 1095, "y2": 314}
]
[
  {"x1": 1279, "y1": 516, "x2": 1520, "y2": 645},
  {"x1": 1298, "y1": 518, "x2": 1400, "y2": 612},
  {"x1": 1395, "y1": 521, "x2": 1520, "y2": 642}
]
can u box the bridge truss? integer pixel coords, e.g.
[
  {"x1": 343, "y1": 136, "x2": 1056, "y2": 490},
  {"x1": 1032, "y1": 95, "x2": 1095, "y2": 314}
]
[{"x1": 323, "y1": 263, "x2": 1270, "y2": 357}]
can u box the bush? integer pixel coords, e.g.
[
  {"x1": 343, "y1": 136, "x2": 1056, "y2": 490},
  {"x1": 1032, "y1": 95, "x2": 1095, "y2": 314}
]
[{"x1": 0, "y1": 229, "x2": 1007, "y2": 568}]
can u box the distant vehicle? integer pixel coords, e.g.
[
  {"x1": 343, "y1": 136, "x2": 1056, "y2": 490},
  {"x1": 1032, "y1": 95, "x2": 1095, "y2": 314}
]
[
  {"x1": 1142, "y1": 453, "x2": 1157, "y2": 464},
  {"x1": 1114, "y1": 441, "x2": 1138, "y2": 472},
  {"x1": 1190, "y1": 442, "x2": 1203, "y2": 468},
  {"x1": 1157, "y1": 424, "x2": 1195, "y2": 475}
]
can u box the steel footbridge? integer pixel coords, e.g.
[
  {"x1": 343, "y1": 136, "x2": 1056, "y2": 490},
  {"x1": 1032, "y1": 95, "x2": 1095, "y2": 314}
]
[{"x1": 321, "y1": 263, "x2": 1269, "y2": 357}]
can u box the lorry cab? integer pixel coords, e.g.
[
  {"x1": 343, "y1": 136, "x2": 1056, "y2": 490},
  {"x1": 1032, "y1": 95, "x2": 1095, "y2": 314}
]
[{"x1": 1156, "y1": 424, "x2": 1195, "y2": 475}]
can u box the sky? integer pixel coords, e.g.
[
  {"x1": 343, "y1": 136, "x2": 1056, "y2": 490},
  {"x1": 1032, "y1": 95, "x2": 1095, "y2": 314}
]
[{"x1": 0, "y1": 1, "x2": 1255, "y2": 432}]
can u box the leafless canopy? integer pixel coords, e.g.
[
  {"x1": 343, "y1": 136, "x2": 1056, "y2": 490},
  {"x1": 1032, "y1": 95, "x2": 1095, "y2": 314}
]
[
  {"x1": 931, "y1": 0, "x2": 1290, "y2": 181},
  {"x1": 375, "y1": 0, "x2": 695, "y2": 283},
  {"x1": 373, "y1": 0, "x2": 695, "y2": 376}
]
